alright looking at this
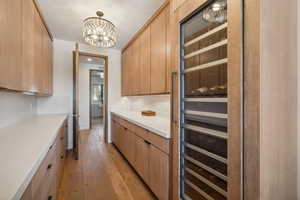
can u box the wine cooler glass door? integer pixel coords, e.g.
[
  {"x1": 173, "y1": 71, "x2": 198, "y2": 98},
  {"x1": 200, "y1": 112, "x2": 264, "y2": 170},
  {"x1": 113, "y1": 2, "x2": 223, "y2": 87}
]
[{"x1": 180, "y1": 1, "x2": 229, "y2": 200}]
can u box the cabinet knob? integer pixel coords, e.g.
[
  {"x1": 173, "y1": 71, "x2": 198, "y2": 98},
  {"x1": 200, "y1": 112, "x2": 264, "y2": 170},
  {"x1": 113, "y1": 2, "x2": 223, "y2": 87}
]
[
  {"x1": 144, "y1": 140, "x2": 151, "y2": 145},
  {"x1": 48, "y1": 196, "x2": 53, "y2": 200},
  {"x1": 61, "y1": 155, "x2": 64, "y2": 159},
  {"x1": 47, "y1": 164, "x2": 52, "y2": 170}
]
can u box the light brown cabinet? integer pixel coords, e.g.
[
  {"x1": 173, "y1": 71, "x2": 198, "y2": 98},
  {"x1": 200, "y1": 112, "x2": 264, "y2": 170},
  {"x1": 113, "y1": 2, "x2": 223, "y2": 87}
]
[
  {"x1": 0, "y1": 0, "x2": 53, "y2": 95},
  {"x1": 20, "y1": 120, "x2": 67, "y2": 200},
  {"x1": 139, "y1": 27, "x2": 151, "y2": 95},
  {"x1": 170, "y1": 0, "x2": 186, "y2": 12},
  {"x1": 131, "y1": 39, "x2": 141, "y2": 95},
  {"x1": 22, "y1": 0, "x2": 36, "y2": 92},
  {"x1": 149, "y1": 145, "x2": 169, "y2": 200},
  {"x1": 134, "y1": 136, "x2": 150, "y2": 183},
  {"x1": 111, "y1": 114, "x2": 170, "y2": 200},
  {"x1": 121, "y1": 2, "x2": 170, "y2": 96},
  {"x1": 0, "y1": 0, "x2": 23, "y2": 91},
  {"x1": 150, "y1": 5, "x2": 168, "y2": 94}
]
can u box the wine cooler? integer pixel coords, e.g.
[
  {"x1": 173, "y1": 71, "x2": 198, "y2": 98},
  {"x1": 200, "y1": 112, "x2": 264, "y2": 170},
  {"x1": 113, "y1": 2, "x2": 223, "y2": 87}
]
[{"x1": 180, "y1": 0, "x2": 229, "y2": 199}]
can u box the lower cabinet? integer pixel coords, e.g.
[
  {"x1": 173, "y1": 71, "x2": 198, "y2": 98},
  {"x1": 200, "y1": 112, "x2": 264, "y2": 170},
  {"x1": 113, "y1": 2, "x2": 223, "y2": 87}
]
[
  {"x1": 149, "y1": 145, "x2": 169, "y2": 200},
  {"x1": 134, "y1": 136, "x2": 150, "y2": 184},
  {"x1": 111, "y1": 114, "x2": 170, "y2": 200},
  {"x1": 21, "y1": 121, "x2": 67, "y2": 200}
]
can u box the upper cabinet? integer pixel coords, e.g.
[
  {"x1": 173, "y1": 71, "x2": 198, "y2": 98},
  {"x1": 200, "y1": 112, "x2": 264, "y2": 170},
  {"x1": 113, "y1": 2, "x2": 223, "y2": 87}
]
[
  {"x1": 150, "y1": 6, "x2": 168, "y2": 94},
  {"x1": 0, "y1": 0, "x2": 53, "y2": 96},
  {"x1": 139, "y1": 27, "x2": 151, "y2": 95},
  {"x1": 0, "y1": 0, "x2": 23, "y2": 91},
  {"x1": 121, "y1": 2, "x2": 170, "y2": 96},
  {"x1": 170, "y1": 0, "x2": 187, "y2": 12}
]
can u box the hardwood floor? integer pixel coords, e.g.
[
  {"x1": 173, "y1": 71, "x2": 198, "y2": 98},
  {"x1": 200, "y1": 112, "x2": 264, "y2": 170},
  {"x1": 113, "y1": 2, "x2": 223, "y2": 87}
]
[{"x1": 58, "y1": 125, "x2": 156, "y2": 200}]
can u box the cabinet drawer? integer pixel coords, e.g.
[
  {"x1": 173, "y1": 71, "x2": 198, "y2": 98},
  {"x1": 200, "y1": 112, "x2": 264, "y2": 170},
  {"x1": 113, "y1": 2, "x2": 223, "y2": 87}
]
[
  {"x1": 31, "y1": 136, "x2": 59, "y2": 198},
  {"x1": 147, "y1": 131, "x2": 170, "y2": 154},
  {"x1": 32, "y1": 152, "x2": 57, "y2": 200},
  {"x1": 127, "y1": 122, "x2": 149, "y2": 140}
]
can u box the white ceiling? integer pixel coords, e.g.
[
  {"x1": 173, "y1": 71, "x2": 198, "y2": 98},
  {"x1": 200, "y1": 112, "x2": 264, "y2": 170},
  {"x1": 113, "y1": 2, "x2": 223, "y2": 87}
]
[{"x1": 37, "y1": 0, "x2": 165, "y2": 49}]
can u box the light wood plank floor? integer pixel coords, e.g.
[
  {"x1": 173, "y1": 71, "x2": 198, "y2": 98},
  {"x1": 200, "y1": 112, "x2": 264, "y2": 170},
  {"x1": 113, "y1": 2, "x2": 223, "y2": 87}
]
[{"x1": 58, "y1": 126, "x2": 156, "y2": 200}]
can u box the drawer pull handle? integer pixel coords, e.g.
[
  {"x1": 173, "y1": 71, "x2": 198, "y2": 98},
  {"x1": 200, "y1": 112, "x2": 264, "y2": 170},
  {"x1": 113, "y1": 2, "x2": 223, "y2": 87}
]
[
  {"x1": 60, "y1": 137, "x2": 64, "y2": 140},
  {"x1": 144, "y1": 140, "x2": 151, "y2": 145},
  {"x1": 48, "y1": 196, "x2": 53, "y2": 200},
  {"x1": 49, "y1": 145, "x2": 53, "y2": 150},
  {"x1": 47, "y1": 164, "x2": 52, "y2": 170}
]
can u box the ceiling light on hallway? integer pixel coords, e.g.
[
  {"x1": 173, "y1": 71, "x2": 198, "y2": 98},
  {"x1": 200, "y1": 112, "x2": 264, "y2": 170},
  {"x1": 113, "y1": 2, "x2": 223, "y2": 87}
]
[{"x1": 82, "y1": 11, "x2": 117, "y2": 48}]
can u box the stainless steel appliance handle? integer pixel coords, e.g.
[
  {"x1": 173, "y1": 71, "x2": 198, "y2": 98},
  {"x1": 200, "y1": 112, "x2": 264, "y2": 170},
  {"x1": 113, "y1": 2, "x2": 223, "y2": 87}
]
[{"x1": 171, "y1": 72, "x2": 177, "y2": 124}]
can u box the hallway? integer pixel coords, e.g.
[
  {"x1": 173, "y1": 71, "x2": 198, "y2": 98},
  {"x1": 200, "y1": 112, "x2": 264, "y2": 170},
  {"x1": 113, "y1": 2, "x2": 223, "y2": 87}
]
[{"x1": 58, "y1": 126, "x2": 156, "y2": 200}]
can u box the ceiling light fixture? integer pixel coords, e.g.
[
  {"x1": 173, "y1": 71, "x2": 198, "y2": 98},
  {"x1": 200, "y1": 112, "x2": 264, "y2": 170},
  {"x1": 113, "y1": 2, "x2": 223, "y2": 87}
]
[{"x1": 82, "y1": 11, "x2": 117, "y2": 48}]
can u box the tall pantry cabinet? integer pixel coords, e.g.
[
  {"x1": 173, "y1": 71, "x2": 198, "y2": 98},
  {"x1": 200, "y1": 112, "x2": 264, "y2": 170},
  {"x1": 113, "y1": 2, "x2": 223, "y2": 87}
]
[
  {"x1": 121, "y1": 2, "x2": 170, "y2": 96},
  {"x1": 0, "y1": 0, "x2": 53, "y2": 96},
  {"x1": 169, "y1": 0, "x2": 298, "y2": 200}
]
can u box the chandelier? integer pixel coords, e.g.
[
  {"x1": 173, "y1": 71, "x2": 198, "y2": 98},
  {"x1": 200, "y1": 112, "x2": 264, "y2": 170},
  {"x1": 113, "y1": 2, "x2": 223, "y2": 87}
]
[{"x1": 82, "y1": 11, "x2": 117, "y2": 48}]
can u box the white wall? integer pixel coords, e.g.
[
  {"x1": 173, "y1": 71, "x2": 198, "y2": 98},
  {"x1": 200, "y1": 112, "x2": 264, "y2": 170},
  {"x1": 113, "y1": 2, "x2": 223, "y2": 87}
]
[
  {"x1": 78, "y1": 62, "x2": 103, "y2": 130},
  {"x1": 0, "y1": 91, "x2": 36, "y2": 128},
  {"x1": 37, "y1": 39, "x2": 122, "y2": 148},
  {"x1": 113, "y1": 95, "x2": 170, "y2": 119}
]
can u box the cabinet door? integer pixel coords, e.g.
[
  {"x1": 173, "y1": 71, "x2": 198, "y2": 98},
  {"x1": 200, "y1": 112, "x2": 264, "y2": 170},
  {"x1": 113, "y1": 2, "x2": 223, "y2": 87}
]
[
  {"x1": 43, "y1": 30, "x2": 53, "y2": 95},
  {"x1": 41, "y1": 24, "x2": 48, "y2": 94},
  {"x1": 121, "y1": 51, "x2": 127, "y2": 96},
  {"x1": 134, "y1": 136, "x2": 150, "y2": 184},
  {"x1": 149, "y1": 145, "x2": 169, "y2": 200},
  {"x1": 34, "y1": 9, "x2": 44, "y2": 95},
  {"x1": 131, "y1": 39, "x2": 141, "y2": 95},
  {"x1": 122, "y1": 49, "x2": 131, "y2": 96},
  {"x1": 166, "y1": 5, "x2": 171, "y2": 93},
  {"x1": 111, "y1": 120, "x2": 117, "y2": 145},
  {"x1": 139, "y1": 27, "x2": 151, "y2": 95},
  {"x1": 22, "y1": 0, "x2": 37, "y2": 92},
  {"x1": 150, "y1": 6, "x2": 168, "y2": 94},
  {"x1": 124, "y1": 130, "x2": 135, "y2": 165},
  {"x1": 171, "y1": 0, "x2": 186, "y2": 12},
  {"x1": 125, "y1": 46, "x2": 134, "y2": 96},
  {"x1": 0, "y1": 0, "x2": 23, "y2": 91},
  {"x1": 113, "y1": 122, "x2": 121, "y2": 149}
]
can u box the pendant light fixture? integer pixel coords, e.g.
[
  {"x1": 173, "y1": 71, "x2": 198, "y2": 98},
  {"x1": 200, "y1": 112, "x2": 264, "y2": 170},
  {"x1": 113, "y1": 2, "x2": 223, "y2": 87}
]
[{"x1": 82, "y1": 11, "x2": 117, "y2": 48}]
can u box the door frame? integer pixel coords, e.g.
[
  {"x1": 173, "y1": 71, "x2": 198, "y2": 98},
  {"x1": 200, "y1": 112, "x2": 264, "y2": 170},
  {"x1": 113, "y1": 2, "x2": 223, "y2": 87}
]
[
  {"x1": 73, "y1": 51, "x2": 109, "y2": 143},
  {"x1": 89, "y1": 69, "x2": 104, "y2": 130}
]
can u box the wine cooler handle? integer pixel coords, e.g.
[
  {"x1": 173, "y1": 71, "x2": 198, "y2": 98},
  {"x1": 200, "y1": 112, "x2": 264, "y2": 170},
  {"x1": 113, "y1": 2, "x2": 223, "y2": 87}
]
[{"x1": 171, "y1": 72, "x2": 177, "y2": 124}]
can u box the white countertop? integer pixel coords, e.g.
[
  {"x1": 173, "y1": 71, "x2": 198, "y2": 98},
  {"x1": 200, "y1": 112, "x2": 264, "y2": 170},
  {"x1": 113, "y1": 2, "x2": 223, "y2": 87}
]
[
  {"x1": 110, "y1": 109, "x2": 170, "y2": 139},
  {"x1": 0, "y1": 114, "x2": 68, "y2": 200}
]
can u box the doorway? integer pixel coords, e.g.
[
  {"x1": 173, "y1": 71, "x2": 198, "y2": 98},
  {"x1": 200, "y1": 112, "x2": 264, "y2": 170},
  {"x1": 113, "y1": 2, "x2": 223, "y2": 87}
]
[
  {"x1": 73, "y1": 48, "x2": 109, "y2": 160},
  {"x1": 89, "y1": 69, "x2": 104, "y2": 129}
]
